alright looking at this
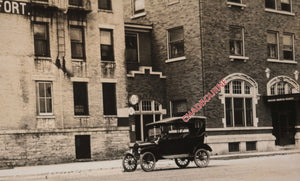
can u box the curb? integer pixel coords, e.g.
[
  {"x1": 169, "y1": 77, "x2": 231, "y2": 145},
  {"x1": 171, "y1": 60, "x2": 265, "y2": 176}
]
[{"x1": 0, "y1": 150, "x2": 299, "y2": 180}]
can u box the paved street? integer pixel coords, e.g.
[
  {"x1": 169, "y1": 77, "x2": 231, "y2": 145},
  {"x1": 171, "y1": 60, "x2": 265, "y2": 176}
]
[{"x1": 9, "y1": 153, "x2": 300, "y2": 181}]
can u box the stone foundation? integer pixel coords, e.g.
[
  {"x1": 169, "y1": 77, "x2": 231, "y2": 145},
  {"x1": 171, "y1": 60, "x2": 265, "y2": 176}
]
[
  {"x1": 206, "y1": 133, "x2": 276, "y2": 155},
  {"x1": 0, "y1": 128, "x2": 130, "y2": 168}
]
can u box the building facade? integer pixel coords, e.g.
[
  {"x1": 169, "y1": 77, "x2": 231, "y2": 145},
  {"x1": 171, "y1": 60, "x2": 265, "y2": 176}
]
[
  {"x1": 124, "y1": 0, "x2": 300, "y2": 154},
  {"x1": 0, "y1": 0, "x2": 130, "y2": 167}
]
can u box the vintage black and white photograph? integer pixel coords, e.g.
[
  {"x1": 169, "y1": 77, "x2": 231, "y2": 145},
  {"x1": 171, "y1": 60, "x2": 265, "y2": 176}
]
[{"x1": 0, "y1": 0, "x2": 300, "y2": 180}]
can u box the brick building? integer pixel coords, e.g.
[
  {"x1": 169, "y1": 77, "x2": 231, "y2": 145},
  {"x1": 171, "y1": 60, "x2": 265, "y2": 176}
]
[
  {"x1": 124, "y1": 0, "x2": 300, "y2": 154},
  {"x1": 0, "y1": 0, "x2": 131, "y2": 167}
]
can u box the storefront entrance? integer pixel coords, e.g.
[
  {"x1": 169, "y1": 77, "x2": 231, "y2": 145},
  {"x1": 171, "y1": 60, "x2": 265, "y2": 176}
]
[{"x1": 271, "y1": 101, "x2": 296, "y2": 146}]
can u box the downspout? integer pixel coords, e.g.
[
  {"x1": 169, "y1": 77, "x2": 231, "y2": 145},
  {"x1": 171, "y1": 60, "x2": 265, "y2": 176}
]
[{"x1": 199, "y1": 0, "x2": 205, "y2": 115}]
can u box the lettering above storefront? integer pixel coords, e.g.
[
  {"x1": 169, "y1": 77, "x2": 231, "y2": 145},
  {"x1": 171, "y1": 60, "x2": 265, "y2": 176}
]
[{"x1": 0, "y1": 0, "x2": 30, "y2": 15}]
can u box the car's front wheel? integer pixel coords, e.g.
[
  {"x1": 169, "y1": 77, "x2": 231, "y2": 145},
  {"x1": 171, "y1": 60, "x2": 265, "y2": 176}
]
[
  {"x1": 122, "y1": 153, "x2": 137, "y2": 172},
  {"x1": 175, "y1": 158, "x2": 190, "y2": 168},
  {"x1": 140, "y1": 152, "x2": 156, "y2": 172},
  {"x1": 194, "y1": 149, "x2": 210, "y2": 168}
]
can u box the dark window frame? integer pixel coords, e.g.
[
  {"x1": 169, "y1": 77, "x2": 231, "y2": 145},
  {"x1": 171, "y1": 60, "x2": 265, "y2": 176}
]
[
  {"x1": 70, "y1": 26, "x2": 85, "y2": 60},
  {"x1": 73, "y1": 82, "x2": 89, "y2": 116},
  {"x1": 37, "y1": 81, "x2": 53, "y2": 115},
  {"x1": 125, "y1": 33, "x2": 139, "y2": 63},
  {"x1": 282, "y1": 33, "x2": 294, "y2": 60},
  {"x1": 98, "y1": 0, "x2": 112, "y2": 10},
  {"x1": 246, "y1": 141, "x2": 257, "y2": 151},
  {"x1": 100, "y1": 29, "x2": 115, "y2": 61},
  {"x1": 265, "y1": 0, "x2": 276, "y2": 9},
  {"x1": 229, "y1": 142, "x2": 240, "y2": 152},
  {"x1": 228, "y1": 0, "x2": 242, "y2": 3},
  {"x1": 168, "y1": 26, "x2": 185, "y2": 59},
  {"x1": 69, "y1": 0, "x2": 83, "y2": 6},
  {"x1": 281, "y1": 0, "x2": 291, "y2": 12},
  {"x1": 229, "y1": 26, "x2": 244, "y2": 56},
  {"x1": 33, "y1": 22, "x2": 50, "y2": 57},
  {"x1": 102, "y1": 83, "x2": 117, "y2": 115},
  {"x1": 267, "y1": 31, "x2": 279, "y2": 59}
]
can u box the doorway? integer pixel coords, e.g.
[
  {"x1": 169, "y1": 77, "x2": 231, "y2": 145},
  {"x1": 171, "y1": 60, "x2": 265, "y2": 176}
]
[
  {"x1": 271, "y1": 101, "x2": 296, "y2": 146},
  {"x1": 75, "y1": 135, "x2": 91, "y2": 159}
]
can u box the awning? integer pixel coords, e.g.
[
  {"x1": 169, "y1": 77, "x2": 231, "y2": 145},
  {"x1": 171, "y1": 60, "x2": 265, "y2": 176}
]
[{"x1": 263, "y1": 93, "x2": 300, "y2": 103}]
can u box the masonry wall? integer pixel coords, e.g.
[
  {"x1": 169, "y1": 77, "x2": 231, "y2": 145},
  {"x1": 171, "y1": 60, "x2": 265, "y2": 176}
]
[
  {"x1": 0, "y1": 0, "x2": 130, "y2": 167},
  {"x1": 124, "y1": 0, "x2": 205, "y2": 116},
  {"x1": 201, "y1": 0, "x2": 300, "y2": 128}
]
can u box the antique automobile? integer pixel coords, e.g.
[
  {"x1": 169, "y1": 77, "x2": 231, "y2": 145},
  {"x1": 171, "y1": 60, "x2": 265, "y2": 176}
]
[{"x1": 122, "y1": 116, "x2": 212, "y2": 172}]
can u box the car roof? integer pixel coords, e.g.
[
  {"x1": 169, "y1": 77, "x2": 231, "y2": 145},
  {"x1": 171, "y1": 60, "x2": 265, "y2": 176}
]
[{"x1": 146, "y1": 116, "x2": 206, "y2": 127}]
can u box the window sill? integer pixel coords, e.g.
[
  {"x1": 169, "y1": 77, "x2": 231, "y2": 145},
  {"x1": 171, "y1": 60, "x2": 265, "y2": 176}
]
[
  {"x1": 35, "y1": 56, "x2": 51, "y2": 60},
  {"x1": 168, "y1": 1, "x2": 180, "y2": 6},
  {"x1": 267, "y1": 59, "x2": 297, "y2": 64},
  {"x1": 104, "y1": 115, "x2": 118, "y2": 118},
  {"x1": 227, "y1": 2, "x2": 246, "y2": 9},
  {"x1": 74, "y1": 115, "x2": 90, "y2": 118},
  {"x1": 72, "y1": 59, "x2": 85, "y2": 62},
  {"x1": 229, "y1": 55, "x2": 249, "y2": 62},
  {"x1": 36, "y1": 115, "x2": 55, "y2": 119},
  {"x1": 98, "y1": 9, "x2": 113, "y2": 13},
  {"x1": 165, "y1": 56, "x2": 186, "y2": 63},
  {"x1": 265, "y1": 8, "x2": 295, "y2": 16},
  {"x1": 131, "y1": 12, "x2": 146, "y2": 19}
]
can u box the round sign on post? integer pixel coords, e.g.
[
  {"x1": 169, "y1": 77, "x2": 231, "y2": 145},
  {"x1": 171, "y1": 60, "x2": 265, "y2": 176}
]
[{"x1": 129, "y1": 95, "x2": 139, "y2": 105}]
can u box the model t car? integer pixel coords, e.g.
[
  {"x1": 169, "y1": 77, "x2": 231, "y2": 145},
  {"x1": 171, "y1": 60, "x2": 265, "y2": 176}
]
[{"x1": 122, "y1": 116, "x2": 212, "y2": 172}]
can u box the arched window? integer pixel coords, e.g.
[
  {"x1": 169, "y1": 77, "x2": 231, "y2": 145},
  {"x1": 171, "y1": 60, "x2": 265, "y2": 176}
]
[
  {"x1": 267, "y1": 76, "x2": 299, "y2": 96},
  {"x1": 220, "y1": 73, "x2": 259, "y2": 127}
]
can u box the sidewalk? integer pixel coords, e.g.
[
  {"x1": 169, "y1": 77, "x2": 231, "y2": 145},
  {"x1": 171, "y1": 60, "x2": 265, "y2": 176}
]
[{"x1": 0, "y1": 149, "x2": 299, "y2": 180}]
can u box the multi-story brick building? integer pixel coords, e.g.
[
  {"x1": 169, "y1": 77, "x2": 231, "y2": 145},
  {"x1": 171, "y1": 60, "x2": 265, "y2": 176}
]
[
  {"x1": 124, "y1": 0, "x2": 300, "y2": 154},
  {"x1": 0, "y1": 0, "x2": 131, "y2": 167}
]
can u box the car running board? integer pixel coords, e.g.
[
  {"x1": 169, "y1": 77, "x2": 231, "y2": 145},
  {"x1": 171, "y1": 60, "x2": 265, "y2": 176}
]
[{"x1": 162, "y1": 154, "x2": 190, "y2": 159}]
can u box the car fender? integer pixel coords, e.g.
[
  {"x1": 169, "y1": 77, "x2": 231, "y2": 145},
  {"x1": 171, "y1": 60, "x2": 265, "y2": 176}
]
[{"x1": 194, "y1": 143, "x2": 213, "y2": 152}]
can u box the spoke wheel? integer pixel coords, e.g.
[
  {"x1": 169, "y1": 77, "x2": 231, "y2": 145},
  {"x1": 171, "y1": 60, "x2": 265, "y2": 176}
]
[
  {"x1": 175, "y1": 158, "x2": 190, "y2": 168},
  {"x1": 140, "y1": 152, "x2": 156, "y2": 172},
  {"x1": 194, "y1": 149, "x2": 210, "y2": 168},
  {"x1": 122, "y1": 153, "x2": 137, "y2": 172}
]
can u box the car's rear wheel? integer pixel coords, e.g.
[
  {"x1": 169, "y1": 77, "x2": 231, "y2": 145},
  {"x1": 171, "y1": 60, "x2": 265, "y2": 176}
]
[
  {"x1": 122, "y1": 153, "x2": 137, "y2": 172},
  {"x1": 175, "y1": 158, "x2": 190, "y2": 168},
  {"x1": 140, "y1": 152, "x2": 156, "y2": 172},
  {"x1": 194, "y1": 149, "x2": 210, "y2": 168}
]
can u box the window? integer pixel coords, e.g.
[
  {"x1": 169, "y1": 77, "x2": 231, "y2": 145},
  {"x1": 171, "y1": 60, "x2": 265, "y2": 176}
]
[
  {"x1": 283, "y1": 34, "x2": 294, "y2": 60},
  {"x1": 102, "y1": 83, "x2": 117, "y2": 115},
  {"x1": 125, "y1": 33, "x2": 138, "y2": 62},
  {"x1": 98, "y1": 0, "x2": 112, "y2": 10},
  {"x1": 229, "y1": 26, "x2": 244, "y2": 56},
  {"x1": 73, "y1": 82, "x2": 89, "y2": 115},
  {"x1": 270, "y1": 82, "x2": 293, "y2": 95},
  {"x1": 134, "y1": 0, "x2": 145, "y2": 14},
  {"x1": 142, "y1": 100, "x2": 152, "y2": 111},
  {"x1": 246, "y1": 141, "x2": 257, "y2": 151},
  {"x1": 224, "y1": 80, "x2": 254, "y2": 127},
  {"x1": 100, "y1": 29, "x2": 114, "y2": 61},
  {"x1": 228, "y1": 0, "x2": 241, "y2": 3},
  {"x1": 265, "y1": 0, "x2": 276, "y2": 9},
  {"x1": 267, "y1": 31, "x2": 278, "y2": 59},
  {"x1": 168, "y1": 27, "x2": 184, "y2": 59},
  {"x1": 228, "y1": 142, "x2": 240, "y2": 152},
  {"x1": 37, "y1": 82, "x2": 53, "y2": 115},
  {"x1": 69, "y1": 0, "x2": 82, "y2": 6},
  {"x1": 265, "y1": 0, "x2": 293, "y2": 13},
  {"x1": 33, "y1": 23, "x2": 50, "y2": 57},
  {"x1": 70, "y1": 27, "x2": 85, "y2": 59},
  {"x1": 281, "y1": 0, "x2": 291, "y2": 12}
]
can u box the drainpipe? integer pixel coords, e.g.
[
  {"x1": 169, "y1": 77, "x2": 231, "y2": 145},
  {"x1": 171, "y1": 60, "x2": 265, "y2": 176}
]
[{"x1": 199, "y1": 0, "x2": 206, "y2": 115}]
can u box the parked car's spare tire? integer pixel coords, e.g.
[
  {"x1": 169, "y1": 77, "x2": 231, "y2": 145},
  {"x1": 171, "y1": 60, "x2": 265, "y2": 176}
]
[
  {"x1": 194, "y1": 149, "x2": 210, "y2": 168},
  {"x1": 140, "y1": 152, "x2": 156, "y2": 172},
  {"x1": 175, "y1": 158, "x2": 190, "y2": 168},
  {"x1": 122, "y1": 153, "x2": 137, "y2": 172}
]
